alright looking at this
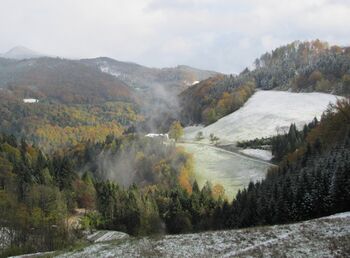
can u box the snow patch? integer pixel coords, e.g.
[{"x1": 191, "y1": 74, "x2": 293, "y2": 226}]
[{"x1": 100, "y1": 66, "x2": 121, "y2": 77}]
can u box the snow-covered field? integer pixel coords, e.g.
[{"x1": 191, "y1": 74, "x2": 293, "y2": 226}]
[
  {"x1": 178, "y1": 143, "x2": 272, "y2": 198},
  {"x1": 53, "y1": 212, "x2": 350, "y2": 258},
  {"x1": 183, "y1": 91, "x2": 340, "y2": 144}
]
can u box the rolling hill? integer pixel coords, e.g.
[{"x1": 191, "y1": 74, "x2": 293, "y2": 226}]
[{"x1": 183, "y1": 90, "x2": 340, "y2": 144}]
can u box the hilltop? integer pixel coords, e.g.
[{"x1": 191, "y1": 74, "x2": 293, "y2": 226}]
[
  {"x1": 0, "y1": 46, "x2": 45, "y2": 60},
  {"x1": 180, "y1": 40, "x2": 350, "y2": 125}
]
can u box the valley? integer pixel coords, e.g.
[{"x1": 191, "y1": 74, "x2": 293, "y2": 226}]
[{"x1": 1, "y1": 39, "x2": 350, "y2": 257}]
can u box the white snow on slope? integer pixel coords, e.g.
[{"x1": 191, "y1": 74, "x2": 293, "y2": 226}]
[
  {"x1": 55, "y1": 212, "x2": 350, "y2": 258},
  {"x1": 184, "y1": 91, "x2": 340, "y2": 144}
]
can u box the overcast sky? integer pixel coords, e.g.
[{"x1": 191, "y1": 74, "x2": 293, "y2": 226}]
[{"x1": 0, "y1": 0, "x2": 349, "y2": 73}]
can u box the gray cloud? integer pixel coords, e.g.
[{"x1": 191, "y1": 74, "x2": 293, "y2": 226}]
[{"x1": 0, "y1": 0, "x2": 349, "y2": 73}]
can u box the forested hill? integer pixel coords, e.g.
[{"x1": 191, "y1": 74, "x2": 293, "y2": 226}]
[
  {"x1": 0, "y1": 54, "x2": 219, "y2": 149},
  {"x1": 252, "y1": 40, "x2": 350, "y2": 93},
  {"x1": 180, "y1": 40, "x2": 350, "y2": 125},
  {"x1": 0, "y1": 57, "x2": 135, "y2": 104}
]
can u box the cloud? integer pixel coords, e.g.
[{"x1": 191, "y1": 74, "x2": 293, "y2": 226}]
[{"x1": 0, "y1": 0, "x2": 349, "y2": 73}]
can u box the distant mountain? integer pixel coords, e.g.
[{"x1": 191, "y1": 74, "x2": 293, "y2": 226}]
[
  {"x1": 0, "y1": 50, "x2": 218, "y2": 105},
  {"x1": 0, "y1": 46, "x2": 45, "y2": 60},
  {"x1": 81, "y1": 57, "x2": 219, "y2": 94},
  {"x1": 0, "y1": 57, "x2": 135, "y2": 104}
]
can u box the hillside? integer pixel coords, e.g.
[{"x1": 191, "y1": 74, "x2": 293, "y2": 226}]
[
  {"x1": 0, "y1": 57, "x2": 135, "y2": 104},
  {"x1": 53, "y1": 212, "x2": 350, "y2": 257},
  {"x1": 180, "y1": 40, "x2": 350, "y2": 125},
  {"x1": 0, "y1": 54, "x2": 218, "y2": 144},
  {"x1": 183, "y1": 91, "x2": 339, "y2": 144}
]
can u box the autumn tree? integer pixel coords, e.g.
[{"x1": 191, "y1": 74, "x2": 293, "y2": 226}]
[{"x1": 169, "y1": 121, "x2": 184, "y2": 142}]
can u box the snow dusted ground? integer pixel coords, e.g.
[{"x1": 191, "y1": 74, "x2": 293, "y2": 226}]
[
  {"x1": 239, "y1": 149, "x2": 273, "y2": 161},
  {"x1": 178, "y1": 143, "x2": 271, "y2": 199},
  {"x1": 183, "y1": 91, "x2": 340, "y2": 144},
  {"x1": 53, "y1": 212, "x2": 350, "y2": 258}
]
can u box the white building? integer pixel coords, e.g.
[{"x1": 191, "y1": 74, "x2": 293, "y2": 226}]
[
  {"x1": 145, "y1": 133, "x2": 169, "y2": 141},
  {"x1": 23, "y1": 98, "x2": 39, "y2": 103}
]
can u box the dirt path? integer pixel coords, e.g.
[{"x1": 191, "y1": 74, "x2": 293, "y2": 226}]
[{"x1": 179, "y1": 140, "x2": 276, "y2": 167}]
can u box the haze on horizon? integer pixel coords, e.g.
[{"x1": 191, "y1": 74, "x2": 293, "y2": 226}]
[{"x1": 1, "y1": 0, "x2": 350, "y2": 74}]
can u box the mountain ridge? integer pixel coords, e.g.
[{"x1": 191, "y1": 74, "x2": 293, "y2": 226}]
[{"x1": 81, "y1": 56, "x2": 219, "y2": 93}]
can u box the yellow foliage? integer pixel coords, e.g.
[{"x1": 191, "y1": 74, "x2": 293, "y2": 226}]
[
  {"x1": 35, "y1": 122, "x2": 124, "y2": 150},
  {"x1": 169, "y1": 121, "x2": 184, "y2": 141}
]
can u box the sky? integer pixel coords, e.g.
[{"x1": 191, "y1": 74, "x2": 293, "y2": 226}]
[{"x1": 0, "y1": 0, "x2": 350, "y2": 74}]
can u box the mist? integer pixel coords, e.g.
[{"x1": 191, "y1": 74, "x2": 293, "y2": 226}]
[{"x1": 86, "y1": 136, "x2": 179, "y2": 187}]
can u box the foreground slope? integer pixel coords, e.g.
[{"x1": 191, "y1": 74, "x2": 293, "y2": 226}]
[
  {"x1": 54, "y1": 212, "x2": 350, "y2": 258},
  {"x1": 184, "y1": 90, "x2": 339, "y2": 144}
]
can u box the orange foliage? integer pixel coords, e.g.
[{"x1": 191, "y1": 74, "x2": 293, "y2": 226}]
[
  {"x1": 178, "y1": 166, "x2": 192, "y2": 194},
  {"x1": 212, "y1": 184, "x2": 225, "y2": 200},
  {"x1": 177, "y1": 150, "x2": 194, "y2": 194}
]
